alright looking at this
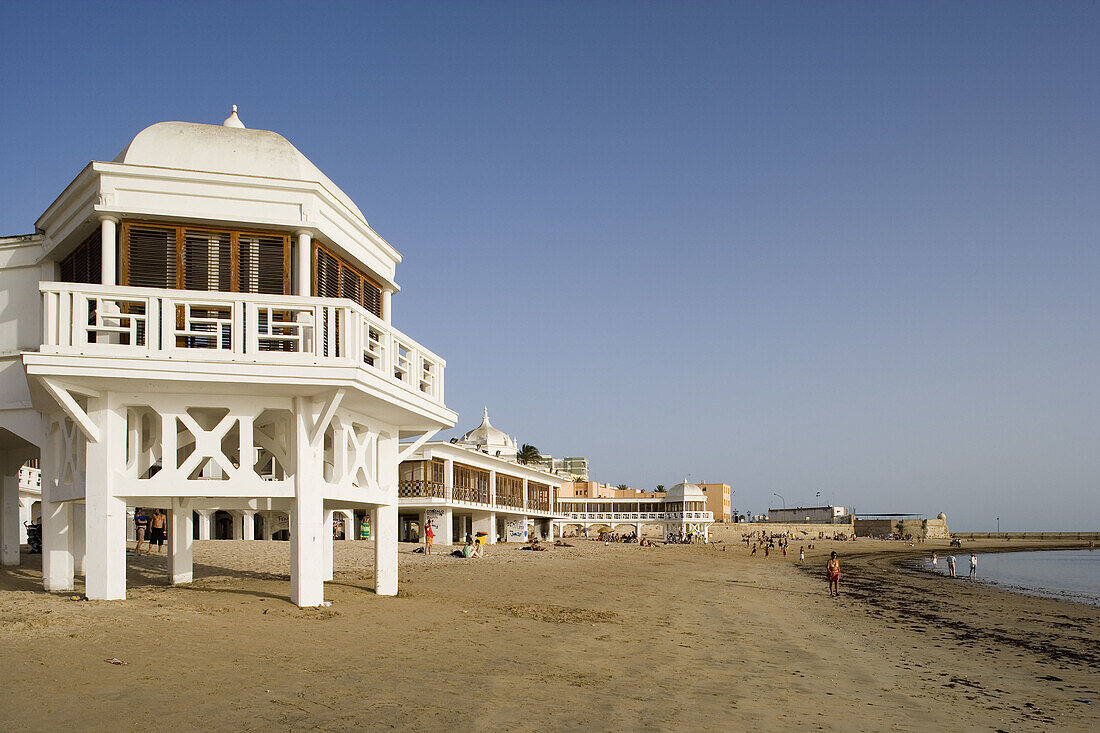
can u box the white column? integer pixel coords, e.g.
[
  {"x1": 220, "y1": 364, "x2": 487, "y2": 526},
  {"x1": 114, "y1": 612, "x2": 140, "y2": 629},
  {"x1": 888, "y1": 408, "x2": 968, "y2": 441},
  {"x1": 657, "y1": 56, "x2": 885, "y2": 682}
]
[
  {"x1": 197, "y1": 510, "x2": 211, "y2": 540},
  {"x1": 341, "y1": 510, "x2": 356, "y2": 541},
  {"x1": 374, "y1": 503, "x2": 398, "y2": 595},
  {"x1": 381, "y1": 289, "x2": 393, "y2": 324},
  {"x1": 438, "y1": 508, "x2": 453, "y2": 546},
  {"x1": 100, "y1": 216, "x2": 118, "y2": 286},
  {"x1": 443, "y1": 459, "x2": 453, "y2": 502},
  {"x1": 42, "y1": 500, "x2": 74, "y2": 591},
  {"x1": 295, "y1": 230, "x2": 312, "y2": 296},
  {"x1": 323, "y1": 509, "x2": 334, "y2": 582},
  {"x1": 1, "y1": 457, "x2": 20, "y2": 565},
  {"x1": 242, "y1": 511, "x2": 255, "y2": 540},
  {"x1": 84, "y1": 399, "x2": 126, "y2": 600},
  {"x1": 168, "y1": 499, "x2": 193, "y2": 584},
  {"x1": 473, "y1": 511, "x2": 496, "y2": 545},
  {"x1": 290, "y1": 396, "x2": 324, "y2": 607},
  {"x1": 547, "y1": 520, "x2": 555, "y2": 542},
  {"x1": 522, "y1": 478, "x2": 528, "y2": 513},
  {"x1": 71, "y1": 502, "x2": 86, "y2": 575},
  {"x1": 489, "y1": 470, "x2": 497, "y2": 509}
]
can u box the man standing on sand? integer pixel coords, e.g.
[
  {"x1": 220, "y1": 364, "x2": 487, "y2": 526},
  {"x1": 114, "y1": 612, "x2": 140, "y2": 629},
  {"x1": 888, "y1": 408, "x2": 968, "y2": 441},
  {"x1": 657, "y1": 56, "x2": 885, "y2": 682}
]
[
  {"x1": 947, "y1": 555, "x2": 956, "y2": 578},
  {"x1": 969, "y1": 553, "x2": 977, "y2": 579},
  {"x1": 827, "y1": 551, "x2": 840, "y2": 596},
  {"x1": 424, "y1": 519, "x2": 434, "y2": 555},
  {"x1": 799, "y1": 546, "x2": 805, "y2": 563},
  {"x1": 149, "y1": 509, "x2": 167, "y2": 554}
]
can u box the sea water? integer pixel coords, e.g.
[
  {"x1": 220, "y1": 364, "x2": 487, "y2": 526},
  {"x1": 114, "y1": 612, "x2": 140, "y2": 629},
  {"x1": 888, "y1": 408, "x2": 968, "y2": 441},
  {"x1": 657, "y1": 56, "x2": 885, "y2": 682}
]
[{"x1": 924, "y1": 549, "x2": 1100, "y2": 606}]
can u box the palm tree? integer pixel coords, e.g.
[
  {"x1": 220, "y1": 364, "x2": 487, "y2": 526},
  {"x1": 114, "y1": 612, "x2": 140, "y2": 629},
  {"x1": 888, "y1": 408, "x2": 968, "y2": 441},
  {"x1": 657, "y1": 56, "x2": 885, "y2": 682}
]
[
  {"x1": 517, "y1": 444, "x2": 541, "y2": 465},
  {"x1": 655, "y1": 484, "x2": 665, "y2": 492},
  {"x1": 616, "y1": 483, "x2": 629, "y2": 491}
]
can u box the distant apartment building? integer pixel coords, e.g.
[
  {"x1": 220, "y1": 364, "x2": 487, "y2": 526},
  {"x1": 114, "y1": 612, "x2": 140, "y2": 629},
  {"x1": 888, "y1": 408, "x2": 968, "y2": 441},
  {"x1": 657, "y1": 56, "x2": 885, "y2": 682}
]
[
  {"x1": 533, "y1": 455, "x2": 589, "y2": 480},
  {"x1": 697, "y1": 482, "x2": 732, "y2": 522}
]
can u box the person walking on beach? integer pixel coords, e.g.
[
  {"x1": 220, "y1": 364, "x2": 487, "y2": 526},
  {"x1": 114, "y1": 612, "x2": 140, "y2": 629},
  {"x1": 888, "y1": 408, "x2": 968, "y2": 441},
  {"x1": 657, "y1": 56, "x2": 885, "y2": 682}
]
[
  {"x1": 799, "y1": 546, "x2": 805, "y2": 563},
  {"x1": 149, "y1": 509, "x2": 167, "y2": 554},
  {"x1": 827, "y1": 551, "x2": 840, "y2": 596},
  {"x1": 969, "y1": 553, "x2": 977, "y2": 579},
  {"x1": 424, "y1": 519, "x2": 435, "y2": 555},
  {"x1": 751, "y1": 544, "x2": 757, "y2": 557},
  {"x1": 134, "y1": 508, "x2": 148, "y2": 554},
  {"x1": 931, "y1": 552, "x2": 938, "y2": 570},
  {"x1": 947, "y1": 555, "x2": 956, "y2": 578}
]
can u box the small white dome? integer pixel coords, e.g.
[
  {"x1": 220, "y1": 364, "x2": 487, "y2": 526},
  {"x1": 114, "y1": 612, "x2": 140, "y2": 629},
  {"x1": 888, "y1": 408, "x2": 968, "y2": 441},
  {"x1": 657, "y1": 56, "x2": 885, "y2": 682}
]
[
  {"x1": 222, "y1": 104, "x2": 246, "y2": 128},
  {"x1": 665, "y1": 481, "x2": 706, "y2": 501},
  {"x1": 112, "y1": 119, "x2": 367, "y2": 223},
  {"x1": 937, "y1": 512, "x2": 947, "y2": 521},
  {"x1": 458, "y1": 408, "x2": 517, "y2": 457}
]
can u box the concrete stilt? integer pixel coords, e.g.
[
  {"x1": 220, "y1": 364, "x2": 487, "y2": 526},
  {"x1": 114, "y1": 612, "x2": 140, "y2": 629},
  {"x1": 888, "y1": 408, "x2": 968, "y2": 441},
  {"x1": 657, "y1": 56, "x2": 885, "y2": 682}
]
[
  {"x1": 374, "y1": 503, "x2": 398, "y2": 596},
  {"x1": 71, "y1": 502, "x2": 86, "y2": 575},
  {"x1": 323, "y1": 509, "x2": 334, "y2": 582},
  {"x1": 1, "y1": 459, "x2": 21, "y2": 565},
  {"x1": 197, "y1": 510, "x2": 211, "y2": 540},
  {"x1": 242, "y1": 510, "x2": 255, "y2": 540},
  {"x1": 290, "y1": 396, "x2": 324, "y2": 607},
  {"x1": 168, "y1": 499, "x2": 193, "y2": 584},
  {"x1": 84, "y1": 401, "x2": 126, "y2": 601},
  {"x1": 42, "y1": 500, "x2": 74, "y2": 591}
]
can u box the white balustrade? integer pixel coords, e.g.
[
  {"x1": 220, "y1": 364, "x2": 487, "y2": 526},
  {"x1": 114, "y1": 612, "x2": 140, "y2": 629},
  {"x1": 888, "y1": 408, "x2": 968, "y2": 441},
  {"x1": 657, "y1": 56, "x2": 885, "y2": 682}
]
[{"x1": 39, "y1": 282, "x2": 445, "y2": 405}]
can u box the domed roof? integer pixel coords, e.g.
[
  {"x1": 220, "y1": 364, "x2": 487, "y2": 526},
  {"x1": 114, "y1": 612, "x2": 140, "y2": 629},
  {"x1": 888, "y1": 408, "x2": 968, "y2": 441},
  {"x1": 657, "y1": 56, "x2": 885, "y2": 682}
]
[
  {"x1": 112, "y1": 111, "x2": 367, "y2": 222},
  {"x1": 458, "y1": 408, "x2": 516, "y2": 454},
  {"x1": 665, "y1": 481, "x2": 706, "y2": 501}
]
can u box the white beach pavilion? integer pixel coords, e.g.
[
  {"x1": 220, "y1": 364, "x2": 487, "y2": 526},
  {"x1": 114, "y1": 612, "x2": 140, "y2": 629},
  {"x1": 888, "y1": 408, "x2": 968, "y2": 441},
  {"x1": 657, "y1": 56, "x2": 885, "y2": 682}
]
[
  {"x1": 0, "y1": 108, "x2": 456, "y2": 605},
  {"x1": 398, "y1": 409, "x2": 568, "y2": 545}
]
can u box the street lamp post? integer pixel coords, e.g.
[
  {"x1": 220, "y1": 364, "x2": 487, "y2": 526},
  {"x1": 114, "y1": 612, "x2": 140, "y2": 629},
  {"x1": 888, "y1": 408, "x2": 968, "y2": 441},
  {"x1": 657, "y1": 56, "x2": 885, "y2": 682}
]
[
  {"x1": 997, "y1": 516, "x2": 1000, "y2": 534},
  {"x1": 773, "y1": 492, "x2": 786, "y2": 509}
]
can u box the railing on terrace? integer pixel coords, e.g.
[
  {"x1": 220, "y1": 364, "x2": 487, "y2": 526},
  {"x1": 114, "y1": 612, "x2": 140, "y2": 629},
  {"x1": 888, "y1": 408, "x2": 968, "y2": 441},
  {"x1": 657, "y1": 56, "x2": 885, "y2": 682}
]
[
  {"x1": 39, "y1": 282, "x2": 444, "y2": 405},
  {"x1": 398, "y1": 480, "x2": 445, "y2": 498},
  {"x1": 561, "y1": 511, "x2": 713, "y2": 522},
  {"x1": 526, "y1": 499, "x2": 550, "y2": 512},
  {"x1": 452, "y1": 486, "x2": 490, "y2": 504}
]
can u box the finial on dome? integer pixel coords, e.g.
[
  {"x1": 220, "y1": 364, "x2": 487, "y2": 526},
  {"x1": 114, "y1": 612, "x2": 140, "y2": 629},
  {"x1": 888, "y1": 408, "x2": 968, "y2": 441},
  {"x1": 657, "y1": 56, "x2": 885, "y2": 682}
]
[
  {"x1": 222, "y1": 104, "x2": 246, "y2": 129},
  {"x1": 483, "y1": 406, "x2": 489, "y2": 421}
]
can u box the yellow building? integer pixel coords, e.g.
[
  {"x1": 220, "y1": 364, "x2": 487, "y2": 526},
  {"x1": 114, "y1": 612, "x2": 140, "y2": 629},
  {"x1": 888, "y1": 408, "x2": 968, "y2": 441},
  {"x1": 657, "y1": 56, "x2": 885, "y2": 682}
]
[{"x1": 697, "y1": 483, "x2": 731, "y2": 522}]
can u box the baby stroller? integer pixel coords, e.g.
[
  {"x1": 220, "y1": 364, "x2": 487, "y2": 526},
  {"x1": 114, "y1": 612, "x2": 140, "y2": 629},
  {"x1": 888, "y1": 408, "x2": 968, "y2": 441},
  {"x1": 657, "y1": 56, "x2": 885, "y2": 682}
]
[{"x1": 24, "y1": 521, "x2": 42, "y2": 553}]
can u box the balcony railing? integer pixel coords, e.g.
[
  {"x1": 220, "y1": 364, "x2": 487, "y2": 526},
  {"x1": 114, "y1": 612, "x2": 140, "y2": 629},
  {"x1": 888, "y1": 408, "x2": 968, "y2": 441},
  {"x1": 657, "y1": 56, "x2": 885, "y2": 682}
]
[
  {"x1": 398, "y1": 480, "x2": 446, "y2": 498},
  {"x1": 39, "y1": 282, "x2": 445, "y2": 405},
  {"x1": 560, "y1": 511, "x2": 714, "y2": 522}
]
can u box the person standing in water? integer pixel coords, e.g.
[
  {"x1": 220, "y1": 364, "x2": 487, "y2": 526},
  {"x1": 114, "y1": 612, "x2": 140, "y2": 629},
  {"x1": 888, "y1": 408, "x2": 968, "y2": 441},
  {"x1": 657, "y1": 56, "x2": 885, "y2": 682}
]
[
  {"x1": 969, "y1": 553, "x2": 977, "y2": 579},
  {"x1": 931, "y1": 552, "x2": 938, "y2": 571},
  {"x1": 827, "y1": 551, "x2": 840, "y2": 596},
  {"x1": 947, "y1": 555, "x2": 957, "y2": 578}
]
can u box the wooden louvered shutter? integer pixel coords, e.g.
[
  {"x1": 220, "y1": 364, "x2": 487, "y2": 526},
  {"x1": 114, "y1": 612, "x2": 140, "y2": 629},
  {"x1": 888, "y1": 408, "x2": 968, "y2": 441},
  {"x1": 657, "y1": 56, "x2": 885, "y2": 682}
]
[
  {"x1": 312, "y1": 243, "x2": 383, "y2": 318},
  {"x1": 315, "y1": 247, "x2": 341, "y2": 299},
  {"x1": 182, "y1": 229, "x2": 232, "y2": 292},
  {"x1": 123, "y1": 225, "x2": 176, "y2": 288},
  {"x1": 59, "y1": 231, "x2": 102, "y2": 284},
  {"x1": 238, "y1": 234, "x2": 288, "y2": 294}
]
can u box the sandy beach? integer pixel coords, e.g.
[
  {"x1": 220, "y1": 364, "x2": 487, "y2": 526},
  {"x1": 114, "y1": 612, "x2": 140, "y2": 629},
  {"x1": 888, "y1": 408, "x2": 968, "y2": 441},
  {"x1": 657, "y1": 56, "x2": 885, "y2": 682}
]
[{"x1": 0, "y1": 531, "x2": 1096, "y2": 732}]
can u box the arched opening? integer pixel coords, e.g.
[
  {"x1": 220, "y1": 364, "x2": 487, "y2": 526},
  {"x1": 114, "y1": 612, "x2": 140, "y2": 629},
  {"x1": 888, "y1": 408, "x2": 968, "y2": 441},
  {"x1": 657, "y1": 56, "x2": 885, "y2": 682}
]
[
  {"x1": 253, "y1": 512, "x2": 264, "y2": 540},
  {"x1": 214, "y1": 510, "x2": 234, "y2": 539}
]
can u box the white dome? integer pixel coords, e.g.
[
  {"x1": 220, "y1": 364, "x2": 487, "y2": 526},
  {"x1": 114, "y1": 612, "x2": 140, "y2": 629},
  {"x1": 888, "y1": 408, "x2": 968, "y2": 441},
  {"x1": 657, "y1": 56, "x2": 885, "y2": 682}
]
[
  {"x1": 113, "y1": 119, "x2": 367, "y2": 223},
  {"x1": 458, "y1": 408, "x2": 516, "y2": 457},
  {"x1": 665, "y1": 481, "x2": 706, "y2": 501}
]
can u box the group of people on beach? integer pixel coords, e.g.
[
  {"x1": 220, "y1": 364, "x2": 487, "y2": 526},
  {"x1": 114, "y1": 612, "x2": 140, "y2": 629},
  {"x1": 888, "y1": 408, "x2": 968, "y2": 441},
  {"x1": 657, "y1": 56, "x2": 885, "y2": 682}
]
[
  {"x1": 133, "y1": 509, "x2": 167, "y2": 554},
  {"x1": 931, "y1": 551, "x2": 978, "y2": 579}
]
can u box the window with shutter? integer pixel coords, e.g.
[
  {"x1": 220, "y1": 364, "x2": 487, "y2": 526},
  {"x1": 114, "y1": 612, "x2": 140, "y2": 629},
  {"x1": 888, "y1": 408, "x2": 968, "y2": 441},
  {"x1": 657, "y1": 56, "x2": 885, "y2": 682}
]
[
  {"x1": 59, "y1": 230, "x2": 103, "y2": 284},
  {"x1": 120, "y1": 221, "x2": 289, "y2": 294},
  {"x1": 312, "y1": 243, "x2": 383, "y2": 318}
]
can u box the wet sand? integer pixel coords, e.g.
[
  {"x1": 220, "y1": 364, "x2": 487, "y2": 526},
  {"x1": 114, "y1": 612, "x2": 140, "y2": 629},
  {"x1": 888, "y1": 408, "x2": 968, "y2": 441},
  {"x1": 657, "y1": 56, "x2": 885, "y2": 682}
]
[{"x1": 0, "y1": 531, "x2": 1096, "y2": 731}]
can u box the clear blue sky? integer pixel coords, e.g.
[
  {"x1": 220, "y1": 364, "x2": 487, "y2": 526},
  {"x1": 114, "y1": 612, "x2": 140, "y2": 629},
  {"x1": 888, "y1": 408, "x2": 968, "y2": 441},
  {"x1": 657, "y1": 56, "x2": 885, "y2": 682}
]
[{"x1": 2, "y1": 1, "x2": 1097, "y2": 530}]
